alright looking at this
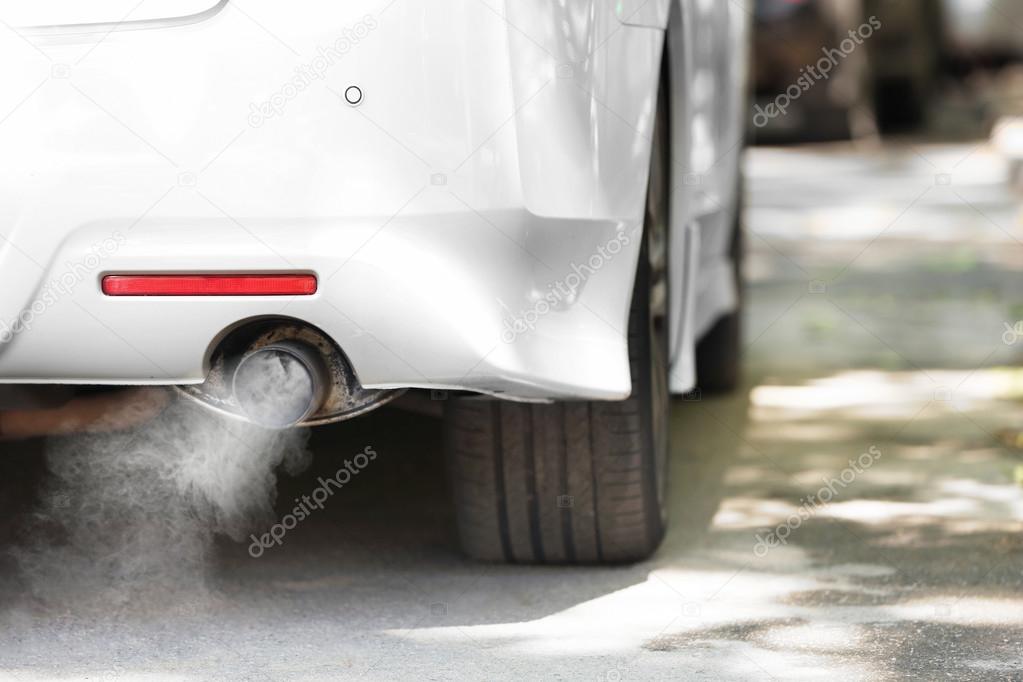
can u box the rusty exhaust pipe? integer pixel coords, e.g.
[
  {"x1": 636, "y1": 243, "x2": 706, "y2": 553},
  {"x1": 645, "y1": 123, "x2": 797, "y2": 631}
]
[{"x1": 0, "y1": 387, "x2": 172, "y2": 441}]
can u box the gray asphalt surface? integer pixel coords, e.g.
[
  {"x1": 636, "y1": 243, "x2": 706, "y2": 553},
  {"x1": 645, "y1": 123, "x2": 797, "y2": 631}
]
[{"x1": 1, "y1": 141, "x2": 1022, "y2": 681}]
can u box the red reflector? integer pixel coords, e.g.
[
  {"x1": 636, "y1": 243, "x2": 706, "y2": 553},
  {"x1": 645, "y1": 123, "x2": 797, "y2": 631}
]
[{"x1": 101, "y1": 275, "x2": 318, "y2": 297}]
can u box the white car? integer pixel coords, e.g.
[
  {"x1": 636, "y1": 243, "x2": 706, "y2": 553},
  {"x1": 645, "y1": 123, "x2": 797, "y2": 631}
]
[{"x1": 0, "y1": 0, "x2": 749, "y2": 563}]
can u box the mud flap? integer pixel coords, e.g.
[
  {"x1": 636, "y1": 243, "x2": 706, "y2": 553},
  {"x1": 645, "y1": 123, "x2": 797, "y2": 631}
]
[
  {"x1": 668, "y1": 219, "x2": 700, "y2": 394},
  {"x1": 616, "y1": 0, "x2": 670, "y2": 29}
]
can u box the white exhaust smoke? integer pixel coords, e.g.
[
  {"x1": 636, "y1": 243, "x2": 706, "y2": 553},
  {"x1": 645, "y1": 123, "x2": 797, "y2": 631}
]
[{"x1": 14, "y1": 386, "x2": 312, "y2": 614}]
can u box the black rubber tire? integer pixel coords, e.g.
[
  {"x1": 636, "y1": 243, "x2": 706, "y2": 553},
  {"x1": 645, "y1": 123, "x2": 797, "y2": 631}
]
[
  {"x1": 443, "y1": 72, "x2": 672, "y2": 565},
  {"x1": 694, "y1": 188, "x2": 744, "y2": 394}
]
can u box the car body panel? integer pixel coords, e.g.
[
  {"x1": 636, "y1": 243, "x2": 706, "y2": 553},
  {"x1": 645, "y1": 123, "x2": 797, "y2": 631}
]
[
  {"x1": 0, "y1": 0, "x2": 224, "y2": 29},
  {"x1": 618, "y1": 0, "x2": 671, "y2": 28},
  {"x1": 0, "y1": 0, "x2": 745, "y2": 401}
]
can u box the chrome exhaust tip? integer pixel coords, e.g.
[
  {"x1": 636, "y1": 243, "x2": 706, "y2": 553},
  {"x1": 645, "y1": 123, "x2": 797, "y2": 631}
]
[
  {"x1": 179, "y1": 320, "x2": 404, "y2": 428},
  {"x1": 231, "y1": 341, "x2": 328, "y2": 429}
]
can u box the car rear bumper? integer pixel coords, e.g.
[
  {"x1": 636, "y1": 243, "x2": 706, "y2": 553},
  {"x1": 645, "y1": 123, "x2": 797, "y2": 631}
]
[{"x1": 0, "y1": 210, "x2": 639, "y2": 400}]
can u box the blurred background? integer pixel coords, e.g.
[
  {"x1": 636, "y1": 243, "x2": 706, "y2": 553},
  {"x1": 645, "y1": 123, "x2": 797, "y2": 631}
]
[
  {"x1": 743, "y1": 0, "x2": 1023, "y2": 374},
  {"x1": 752, "y1": 0, "x2": 1023, "y2": 150}
]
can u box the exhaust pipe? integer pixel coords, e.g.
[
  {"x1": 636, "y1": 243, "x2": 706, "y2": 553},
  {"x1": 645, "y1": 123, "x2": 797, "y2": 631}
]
[
  {"x1": 231, "y1": 341, "x2": 329, "y2": 429},
  {"x1": 0, "y1": 388, "x2": 172, "y2": 441},
  {"x1": 178, "y1": 320, "x2": 403, "y2": 428},
  {"x1": 1, "y1": 323, "x2": 400, "y2": 438}
]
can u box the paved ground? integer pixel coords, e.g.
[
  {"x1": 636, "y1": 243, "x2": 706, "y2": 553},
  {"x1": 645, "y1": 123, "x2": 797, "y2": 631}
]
[{"x1": 1, "y1": 141, "x2": 1022, "y2": 680}]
